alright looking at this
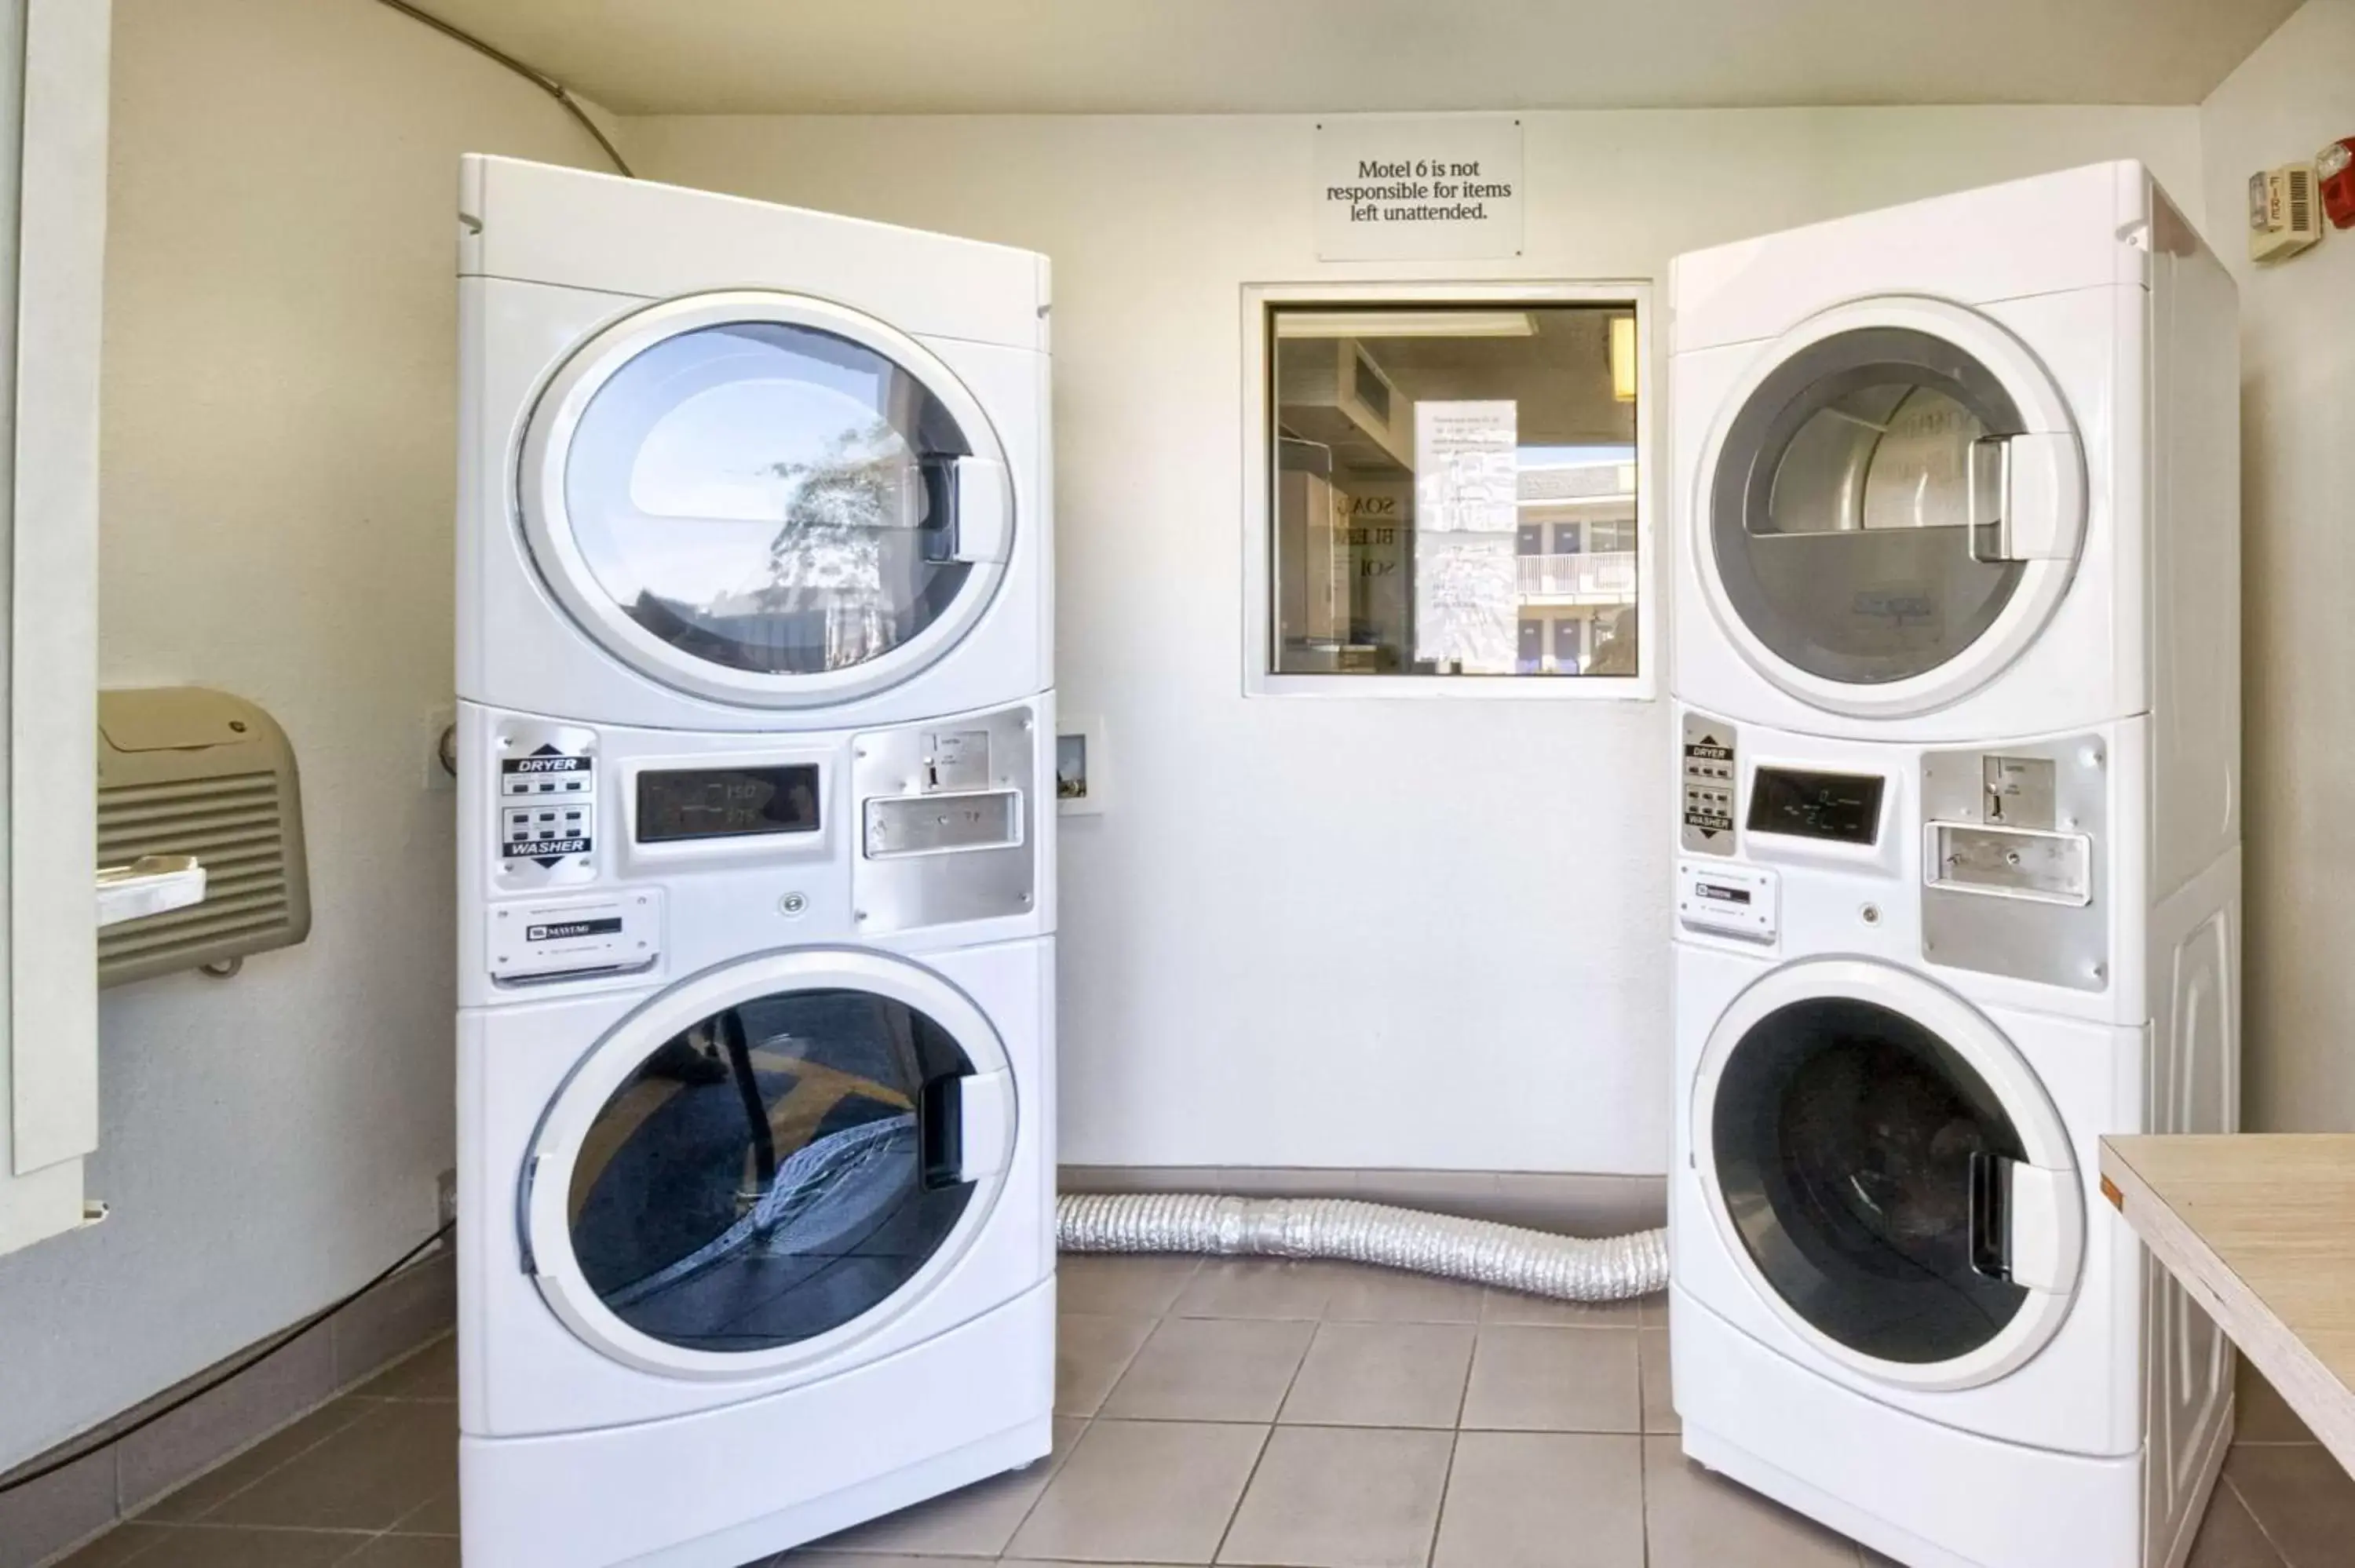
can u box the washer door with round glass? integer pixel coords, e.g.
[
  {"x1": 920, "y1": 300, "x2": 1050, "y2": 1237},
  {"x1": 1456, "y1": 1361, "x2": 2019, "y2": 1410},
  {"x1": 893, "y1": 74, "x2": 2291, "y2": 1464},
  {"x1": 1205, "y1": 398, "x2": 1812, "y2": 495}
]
[
  {"x1": 520, "y1": 290, "x2": 1015, "y2": 710},
  {"x1": 521, "y1": 950, "x2": 1016, "y2": 1379},
  {"x1": 1696, "y1": 297, "x2": 2086, "y2": 718},
  {"x1": 1693, "y1": 959, "x2": 2083, "y2": 1391}
]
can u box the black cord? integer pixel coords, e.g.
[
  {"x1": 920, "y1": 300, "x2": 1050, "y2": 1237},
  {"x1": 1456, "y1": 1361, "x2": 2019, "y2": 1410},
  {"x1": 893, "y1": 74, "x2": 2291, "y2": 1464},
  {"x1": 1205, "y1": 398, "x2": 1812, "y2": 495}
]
[
  {"x1": 720, "y1": 1009, "x2": 779, "y2": 1194},
  {"x1": 367, "y1": 0, "x2": 635, "y2": 178},
  {"x1": 0, "y1": 1218, "x2": 457, "y2": 1499}
]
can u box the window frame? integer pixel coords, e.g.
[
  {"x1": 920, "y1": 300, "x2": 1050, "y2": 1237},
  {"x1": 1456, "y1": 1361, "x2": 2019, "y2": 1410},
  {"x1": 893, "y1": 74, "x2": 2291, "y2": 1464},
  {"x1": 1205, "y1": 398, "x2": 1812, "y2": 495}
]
[{"x1": 1240, "y1": 279, "x2": 1656, "y2": 701}]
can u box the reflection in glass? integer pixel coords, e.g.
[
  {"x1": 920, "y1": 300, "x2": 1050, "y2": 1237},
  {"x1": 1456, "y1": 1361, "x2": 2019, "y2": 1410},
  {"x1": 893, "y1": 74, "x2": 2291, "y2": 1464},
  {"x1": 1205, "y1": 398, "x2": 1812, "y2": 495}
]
[
  {"x1": 1269, "y1": 304, "x2": 1638, "y2": 677},
  {"x1": 560, "y1": 322, "x2": 974, "y2": 676},
  {"x1": 1711, "y1": 996, "x2": 2028, "y2": 1365},
  {"x1": 564, "y1": 989, "x2": 973, "y2": 1354}
]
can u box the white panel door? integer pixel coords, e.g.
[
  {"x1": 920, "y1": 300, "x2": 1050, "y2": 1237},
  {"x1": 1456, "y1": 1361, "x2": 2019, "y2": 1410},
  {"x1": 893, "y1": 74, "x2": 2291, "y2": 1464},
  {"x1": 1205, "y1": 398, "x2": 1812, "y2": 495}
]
[{"x1": 0, "y1": 0, "x2": 108, "y2": 1258}]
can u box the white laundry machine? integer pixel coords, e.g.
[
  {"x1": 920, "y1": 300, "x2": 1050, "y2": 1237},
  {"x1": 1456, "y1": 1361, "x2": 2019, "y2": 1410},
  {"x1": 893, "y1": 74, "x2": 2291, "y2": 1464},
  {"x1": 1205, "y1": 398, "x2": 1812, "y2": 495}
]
[
  {"x1": 458, "y1": 154, "x2": 1051, "y2": 731},
  {"x1": 452, "y1": 155, "x2": 1059, "y2": 1568},
  {"x1": 454, "y1": 698, "x2": 1057, "y2": 1568},
  {"x1": 1668, "y1": 713, "x2": 2239, "y2": 1568},
  {"x1": 1669, "y1": 160, "x2": 2237, "y2": 743}
]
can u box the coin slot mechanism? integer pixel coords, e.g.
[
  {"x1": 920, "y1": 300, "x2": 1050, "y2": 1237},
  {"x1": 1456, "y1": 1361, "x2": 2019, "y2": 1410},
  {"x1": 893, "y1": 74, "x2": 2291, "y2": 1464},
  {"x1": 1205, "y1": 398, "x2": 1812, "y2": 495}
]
[{"x1": 1982, "y1": 755, "x2": 2057, "y2": 830}]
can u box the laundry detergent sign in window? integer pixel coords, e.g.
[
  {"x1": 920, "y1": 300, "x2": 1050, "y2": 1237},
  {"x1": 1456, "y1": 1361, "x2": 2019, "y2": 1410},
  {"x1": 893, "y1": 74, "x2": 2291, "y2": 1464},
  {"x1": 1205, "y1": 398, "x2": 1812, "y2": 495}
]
[{"x1": 1315, "y1": 115, "x2": 1523, "y2": 261}]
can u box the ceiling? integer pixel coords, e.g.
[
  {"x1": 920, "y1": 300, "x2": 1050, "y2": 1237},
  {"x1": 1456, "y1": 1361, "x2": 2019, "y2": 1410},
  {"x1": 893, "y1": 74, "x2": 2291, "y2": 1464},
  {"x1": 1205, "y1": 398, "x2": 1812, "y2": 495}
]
[{"x1": 418, "y1": 0, "x2": 2298, "y2": 117}]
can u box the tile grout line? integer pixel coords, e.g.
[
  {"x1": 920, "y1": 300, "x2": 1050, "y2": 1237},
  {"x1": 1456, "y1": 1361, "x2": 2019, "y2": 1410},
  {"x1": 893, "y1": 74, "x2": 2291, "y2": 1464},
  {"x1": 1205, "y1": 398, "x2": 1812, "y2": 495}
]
[
  {"x1": 1404, "y1": 1308, "x2": 1481, "y2": 1568},
  {"x1": 992, "y1": 1411, "x2": 1090, "y2": 1558},
  {"x1": 2219, "y1": 1471, "x2": 2295, "y2": 1568},
  {"x1": 1203, "y1": 1289, "x2": 1327, "y2": 1568},
  {"x1": 1634, "y1": 1326, "x2": 1652, "y2": 1568}
]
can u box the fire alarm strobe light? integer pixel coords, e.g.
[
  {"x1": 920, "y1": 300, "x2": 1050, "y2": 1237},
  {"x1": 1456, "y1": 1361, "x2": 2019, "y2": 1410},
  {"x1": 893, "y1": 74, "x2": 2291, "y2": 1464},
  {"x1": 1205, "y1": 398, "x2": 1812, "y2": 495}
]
[
  {"x1": 2249, "y1": 163, "x2": 2323, "y2": 262},
  {"x1": 2318, "y1": 138, "x2": 2355, "y2": 231}
]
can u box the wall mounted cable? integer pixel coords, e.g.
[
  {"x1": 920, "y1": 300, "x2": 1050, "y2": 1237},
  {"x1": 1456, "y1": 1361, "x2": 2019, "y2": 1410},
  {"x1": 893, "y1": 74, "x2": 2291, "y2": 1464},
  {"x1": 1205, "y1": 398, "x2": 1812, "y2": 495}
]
[{"x1": 369, "y1": 0, "x2": 634, "y2": 177}]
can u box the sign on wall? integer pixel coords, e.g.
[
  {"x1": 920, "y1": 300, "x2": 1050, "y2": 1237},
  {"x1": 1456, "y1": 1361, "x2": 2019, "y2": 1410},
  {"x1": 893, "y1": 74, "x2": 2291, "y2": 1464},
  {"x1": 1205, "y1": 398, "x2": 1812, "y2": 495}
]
[{"x1": 1315, "y1": 115, "x2": 1524, "y2": 261}]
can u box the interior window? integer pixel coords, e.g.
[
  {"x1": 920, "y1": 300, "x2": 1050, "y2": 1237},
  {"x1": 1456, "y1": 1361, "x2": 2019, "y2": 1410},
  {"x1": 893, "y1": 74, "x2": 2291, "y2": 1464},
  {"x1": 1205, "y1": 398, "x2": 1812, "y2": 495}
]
[{"x1": 1267, "y1": 302, "x2": 1640, "y2": 679}]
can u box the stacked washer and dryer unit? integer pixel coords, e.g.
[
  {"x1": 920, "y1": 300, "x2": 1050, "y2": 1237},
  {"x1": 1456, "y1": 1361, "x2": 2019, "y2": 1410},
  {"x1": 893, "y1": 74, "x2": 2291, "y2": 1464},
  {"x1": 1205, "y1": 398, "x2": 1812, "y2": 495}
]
[
  {"x1": 1667, "y1": 163, "x2": 2242, "y2": 1568},
  {"x1": 453, "y1": 157, "x2": 1057, "y2": 1568}
]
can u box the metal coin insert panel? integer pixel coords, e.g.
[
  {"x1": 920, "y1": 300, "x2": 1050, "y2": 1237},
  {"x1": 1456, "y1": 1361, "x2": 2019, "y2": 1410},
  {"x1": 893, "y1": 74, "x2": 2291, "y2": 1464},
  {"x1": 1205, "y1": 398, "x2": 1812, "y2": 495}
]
[{"x1": 1922, "y1": 735, "x2": 2109, "y2": 990}]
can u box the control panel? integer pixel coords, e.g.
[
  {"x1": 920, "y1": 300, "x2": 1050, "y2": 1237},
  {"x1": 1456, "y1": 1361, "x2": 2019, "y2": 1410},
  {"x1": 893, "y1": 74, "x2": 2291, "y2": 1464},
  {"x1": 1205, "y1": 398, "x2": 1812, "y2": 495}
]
[
  {"x1": 1681, "y1": 712, "x2": 1737, "y2": 854},
  {"x1": 1747, "y1": 768, "x2": 1886, "y2": 846},
  {"x1": 636, "y1": 764, "x2": 820, "y2": 844},
  {"x1": 494, "y1": 723, "x2": 597, "y2": 888}
]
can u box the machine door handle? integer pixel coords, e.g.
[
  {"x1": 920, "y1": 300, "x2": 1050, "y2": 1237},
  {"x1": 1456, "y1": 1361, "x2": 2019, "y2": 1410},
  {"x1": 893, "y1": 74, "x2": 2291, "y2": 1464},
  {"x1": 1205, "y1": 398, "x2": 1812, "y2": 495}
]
[
  {"x1": 1969, "y1": 1151, "x2": 2075, "y2": 1293},
  {"x1": 918, "y1": 1069, "x2": 1013, "y2": 1189},
  {"x1": 915, "y1": 454, "x2": 1010, "y2": 565},
  {"x1": 1967, "y1": 432, "x2": 2082, "y2": 564}
]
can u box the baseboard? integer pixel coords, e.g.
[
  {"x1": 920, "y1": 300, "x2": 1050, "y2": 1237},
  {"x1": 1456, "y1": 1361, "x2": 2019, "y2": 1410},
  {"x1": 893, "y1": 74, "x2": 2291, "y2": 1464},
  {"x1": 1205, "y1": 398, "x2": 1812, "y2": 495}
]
[
  {"x1": 1057, "y1": 1165, "x2": 1668, "y2": 1238},
  {"x1": 0, "y1": 1247, "x2": 455, "y2": 1568}
]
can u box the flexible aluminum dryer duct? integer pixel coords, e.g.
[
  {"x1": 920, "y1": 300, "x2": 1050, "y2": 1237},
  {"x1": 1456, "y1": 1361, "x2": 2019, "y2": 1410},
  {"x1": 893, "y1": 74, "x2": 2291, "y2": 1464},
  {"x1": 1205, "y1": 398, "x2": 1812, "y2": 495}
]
[{"x1": 1056, "y1": 1191, "x2": 1669, "y2": 1303}]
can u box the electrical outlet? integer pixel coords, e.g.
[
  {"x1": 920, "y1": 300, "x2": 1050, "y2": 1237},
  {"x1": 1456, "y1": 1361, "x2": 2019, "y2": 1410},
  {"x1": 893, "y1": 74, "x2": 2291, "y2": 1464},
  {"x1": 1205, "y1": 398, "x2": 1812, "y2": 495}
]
[
  {"x1": 423, "y1": 704, "x2": 458, "y2": 792},
  {"x1": 437, "y1": 1168, "x2": 458, "y2": 1232}
]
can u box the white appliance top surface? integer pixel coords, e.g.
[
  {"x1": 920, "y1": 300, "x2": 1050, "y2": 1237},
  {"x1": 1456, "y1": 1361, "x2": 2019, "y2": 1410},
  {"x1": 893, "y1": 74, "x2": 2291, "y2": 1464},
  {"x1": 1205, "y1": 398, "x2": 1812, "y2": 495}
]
[
  {"x1": 462, "y1": 155, "x2": 1050, "y2": 352},
  {"x1": 1669, "y1": 160, "x2": 2163, "y2": 354}
]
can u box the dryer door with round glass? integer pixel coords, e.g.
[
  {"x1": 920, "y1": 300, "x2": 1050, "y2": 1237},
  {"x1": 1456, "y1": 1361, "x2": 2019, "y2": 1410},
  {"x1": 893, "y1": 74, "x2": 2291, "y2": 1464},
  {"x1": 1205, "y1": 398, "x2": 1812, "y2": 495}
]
[
  {"x1": 520, "y1": 291, "x2": 1014, "y2": 710},
  {"x1": 1697, "y1": 299, "x2": 2085, "y2": 718},
  {"x1": 1692, "y1": 959, "x2": 2083, "y2": 1391},
  {"x1": 520, "y1": 950, "x2": 1015, "y2": 1378}
]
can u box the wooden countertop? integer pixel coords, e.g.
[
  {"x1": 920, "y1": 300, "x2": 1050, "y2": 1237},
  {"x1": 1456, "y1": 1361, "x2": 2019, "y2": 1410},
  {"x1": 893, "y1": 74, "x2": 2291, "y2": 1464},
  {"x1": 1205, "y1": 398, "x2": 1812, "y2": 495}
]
[{"x1": 2100, "y1": 1134, "x2": 2355, "y2": 1473}]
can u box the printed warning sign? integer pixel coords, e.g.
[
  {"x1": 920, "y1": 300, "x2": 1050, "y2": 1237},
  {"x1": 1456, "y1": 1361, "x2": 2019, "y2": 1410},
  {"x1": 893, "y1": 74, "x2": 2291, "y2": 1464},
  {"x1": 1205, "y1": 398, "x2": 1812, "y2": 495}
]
[{"x1": 1315, "y1": 115, "x2": 1523, "y2": 261}]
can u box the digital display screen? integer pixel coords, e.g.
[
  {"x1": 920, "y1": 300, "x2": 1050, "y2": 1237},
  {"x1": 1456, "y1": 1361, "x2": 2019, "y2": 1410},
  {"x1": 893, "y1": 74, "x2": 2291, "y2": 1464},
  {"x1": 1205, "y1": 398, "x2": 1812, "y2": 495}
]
[
  {"x1": 1746, "y1": 768, "x2": 1885, "y2": 844},
  {"x1": 637, "y1": 765, "x2": 820, "y2": 844}
]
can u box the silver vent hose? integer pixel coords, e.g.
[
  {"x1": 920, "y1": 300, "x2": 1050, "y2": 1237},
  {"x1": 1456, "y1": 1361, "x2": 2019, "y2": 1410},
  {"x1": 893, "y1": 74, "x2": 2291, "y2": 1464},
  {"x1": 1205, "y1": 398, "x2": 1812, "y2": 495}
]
[{"x1": 1057, "y1": 1191, "x2": 1668, "y2": 1303}]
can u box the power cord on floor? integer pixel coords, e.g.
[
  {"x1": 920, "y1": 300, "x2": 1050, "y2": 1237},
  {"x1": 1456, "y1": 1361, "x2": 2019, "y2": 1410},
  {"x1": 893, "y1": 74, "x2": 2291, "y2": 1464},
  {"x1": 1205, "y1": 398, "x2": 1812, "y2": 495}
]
[
  {"x1": 0, "y1": 1217, "x2": 457, "y2": 1500},
  {"x1": 367, "y1": 0, "x2": 635, "y2": 178}
]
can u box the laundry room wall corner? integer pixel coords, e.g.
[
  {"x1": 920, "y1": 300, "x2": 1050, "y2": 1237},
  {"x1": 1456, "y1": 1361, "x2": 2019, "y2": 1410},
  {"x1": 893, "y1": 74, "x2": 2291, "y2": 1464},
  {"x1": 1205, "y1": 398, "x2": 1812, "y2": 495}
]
[
  {"x1": 0, "y1": 0, "x2": 623, "y2": 1475},
  {"x1": 626, "y1": 104, "x2": 2201, "y2": 1181},
  {"x1": 2199, "y1": 0, "x2": 2355, "y2": 1137}
]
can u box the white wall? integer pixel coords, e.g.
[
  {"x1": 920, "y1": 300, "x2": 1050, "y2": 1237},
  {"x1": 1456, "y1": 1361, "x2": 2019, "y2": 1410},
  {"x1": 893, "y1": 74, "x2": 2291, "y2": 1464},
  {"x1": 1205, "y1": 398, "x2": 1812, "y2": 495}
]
[
  {"x1": 0, "y1": 0, "x2": 609, "y2": 1469},
  {"x1": 2200, "y1": 0, "x2": 2355, "y2": 1136},
  {"x1": 630, "y1": 107, "x2": 2205, "y2": 1176}
]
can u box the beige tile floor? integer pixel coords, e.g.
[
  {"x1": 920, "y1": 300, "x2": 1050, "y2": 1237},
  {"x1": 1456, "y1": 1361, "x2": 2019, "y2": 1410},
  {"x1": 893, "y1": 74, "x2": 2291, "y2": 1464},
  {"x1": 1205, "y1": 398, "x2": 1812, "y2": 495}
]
[{"x1": 52, "y1": 1254, "x2": 2355, "y2": 1567}]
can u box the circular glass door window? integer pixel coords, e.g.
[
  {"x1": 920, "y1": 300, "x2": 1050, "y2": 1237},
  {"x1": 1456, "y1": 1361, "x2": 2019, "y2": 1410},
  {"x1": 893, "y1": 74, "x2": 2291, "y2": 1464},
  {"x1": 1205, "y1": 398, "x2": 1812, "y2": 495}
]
[
  {"x1": 1710, "y1": 326, "x2": 2029, "y2": 686},
  {"x1": 560, "y1": 986, "x2": 977, "y2": 1355},
  {"x1": 557, "y1": 318, "x2": 978, "y2": 680},
  {"x1": 1710, "y1": 994, "x2": 2028, "y2": 1365}
]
